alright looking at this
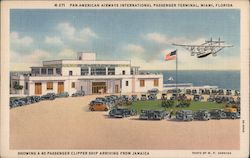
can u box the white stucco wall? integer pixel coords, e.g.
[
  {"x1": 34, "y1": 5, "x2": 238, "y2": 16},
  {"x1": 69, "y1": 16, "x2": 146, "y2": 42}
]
[
  {"x1": 115, "y1": 67, "x2": 131, "y2": 75},
  {"x1": 62, "y1": 67, "x2": 81, "y2": 76},
  {"x1": 133, "y1": 75, "x2": 163, "y2": 93},
  {"x1": 121, "y1": 79, "x2": 133, "y2": 93}
]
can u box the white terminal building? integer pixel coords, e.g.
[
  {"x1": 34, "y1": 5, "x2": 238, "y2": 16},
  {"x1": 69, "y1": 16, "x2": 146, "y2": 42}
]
[{"x1": 10, "y1": 52, "x2": 163, "y2": 96}]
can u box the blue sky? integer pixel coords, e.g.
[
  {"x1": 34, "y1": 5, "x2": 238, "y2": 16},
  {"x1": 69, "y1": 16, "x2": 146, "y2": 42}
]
[{"x1": 10, "y1": 9, "x2": 240, "y2": 70}]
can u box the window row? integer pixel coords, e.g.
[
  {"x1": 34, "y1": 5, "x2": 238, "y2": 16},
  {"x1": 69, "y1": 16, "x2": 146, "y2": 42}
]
[
  {"x1": 46, "y1": 82, "x2": 76, "y2": 90},
  {"x1": 139, "y1": 79, "x2": 159, "y2": 87}
]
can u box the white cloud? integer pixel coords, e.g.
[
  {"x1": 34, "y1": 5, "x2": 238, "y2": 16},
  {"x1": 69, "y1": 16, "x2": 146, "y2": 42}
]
[
  {"x1": 122, "y1": 44, "x2": 145, "y2": 54},
  {"x1": 58, "y1": 48, "x2": 76, "y2": 59},
  {"x1": 144, "y1": 32, "x2": 206, "y2": 46},
  {"x1": 10, "y1": 32, "x2": 33, "y2": 47},
  {"x1": 79, "y1": 27, "x2": 98, "y2": 40},
  {"x1": 57, "y1": 22, "x2": 75, "y2": 37},
  {"x1": 57, "y1": 22, "x2": 98, "y2": 43},
  {"x1": 10, "y1": 49, "x2": 52, "y2": 71},
  {"x1": 45, "y1": 36, "x2": 63, "y2": 45},
  {"x1": 144, "y1": 33, "x2": 169, "y2": 44}
]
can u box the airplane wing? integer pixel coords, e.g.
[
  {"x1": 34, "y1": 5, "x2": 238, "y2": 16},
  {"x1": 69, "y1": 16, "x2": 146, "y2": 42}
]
[{"x1": 172, "y1": 43, "x2": 233, "y2": 47}]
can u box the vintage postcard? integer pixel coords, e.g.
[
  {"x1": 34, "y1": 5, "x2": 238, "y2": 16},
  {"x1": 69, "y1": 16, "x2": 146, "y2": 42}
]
[{"x1": 1, "y1": 0, "x2": 249, "y2": 158}]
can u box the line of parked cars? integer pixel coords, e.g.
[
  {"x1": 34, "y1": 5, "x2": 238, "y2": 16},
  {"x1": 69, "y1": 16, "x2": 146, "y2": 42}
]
[
  {"x1": 106, "y1": 107, "x2": 240, "y2": 121},
  {"x1": 207, "y1": 95, "x2": 240, "y2": 104},
  {"x1": 9, "y1": 91, "x2": 85, "y2": 109}
]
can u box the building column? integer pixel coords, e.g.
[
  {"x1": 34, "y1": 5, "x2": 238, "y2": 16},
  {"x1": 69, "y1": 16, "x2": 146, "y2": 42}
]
[
  {"x1": 39, "y1": 68, "x2": 41, "y2": 76},
  {"x1": 53, "y1": 68, "x2": 56, "y2": 75},
  {"x1": 106, "y1": 67, "x2": 108, "y2": 75},
  {"x1": 88, "y1": 67, "x2": 91, "y2": 75}
]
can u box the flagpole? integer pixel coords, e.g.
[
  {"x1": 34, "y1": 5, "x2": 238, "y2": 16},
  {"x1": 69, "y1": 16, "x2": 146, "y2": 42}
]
[{"x1": 176, "y1": 50, "x2": 178, "y2": 105}]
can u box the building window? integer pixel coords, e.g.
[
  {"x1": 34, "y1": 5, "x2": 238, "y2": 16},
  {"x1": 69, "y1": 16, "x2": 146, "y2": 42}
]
[
  {"x1": 41, "y1": 68, "x2": 47, "y2": 75},
  {"x1": 69, "y1": 71, "x2": 73, "y2": 76},
  {"x1": 71, "y1": 82, "x2": 75, "y2": 88},
  {"x1": 122, "y1": 70, "x2": 125, "y2": 75},
  {"x1": 31, "y1": 68, "x2": 40, "y2": 76},
  {"x1": 140, "y1": 80, "x2": 145, "y2": 87},
  {"x1": 56, "y1": 68, "x2": 61, "y2": 75},
  {"x1": 126, "y1": 81, "x2": 129, "y2": 86},
  {"x1": 81, "y1": 68, "x2": 89, "y2": 76},
  {"x1": 154, "y1": 79, "x2": 159, "y2": 86},
  {"x1": 131, "y1": 69, "x2": 134, "y2": 75},
  {"x1": 25, "y1": 82, "x2": 28, "y2": 90},
  {"x1": 48, "y1": 68, "x2": 53, "y2": 75},
  {"x1": 108, "y1": 67, "x2": 115, "y2": 75},
  {"x1": 47, "y1": 82, "x2": 53, "y2": 90}
]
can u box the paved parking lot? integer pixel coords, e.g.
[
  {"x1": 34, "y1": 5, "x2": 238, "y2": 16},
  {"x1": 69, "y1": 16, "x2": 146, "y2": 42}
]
[{"x1": 10, "y1": 94, "x2": 240, "y2": 149}]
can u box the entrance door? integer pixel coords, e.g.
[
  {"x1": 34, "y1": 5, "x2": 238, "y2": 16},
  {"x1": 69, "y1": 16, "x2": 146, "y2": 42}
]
[
  {"x1": 58, "y1": 82, "x2": 64, "y2": 93},
  {"x1": 92, "y1": 82, "x2": 106, "y2": 94},
  {"x1": 35, "y1": 83, "x2": 42, "y2": 95},
  {"x1": 115, "y1": 85, "x2": 119, "y2": 93}
]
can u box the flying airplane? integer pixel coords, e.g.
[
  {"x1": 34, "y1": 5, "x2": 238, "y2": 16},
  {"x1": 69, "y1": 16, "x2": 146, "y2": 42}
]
[{"x1": 173, "y1": 38, "x2": 233, "y2": 58}]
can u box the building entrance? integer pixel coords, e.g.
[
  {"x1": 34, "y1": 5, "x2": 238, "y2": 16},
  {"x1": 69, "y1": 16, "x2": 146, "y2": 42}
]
[
  {"x1": 92, "y1": 82, "x2": 106, "y2": 94},
  {"x1": 58, "y1": 82, "x2": 64, "y2": 93},
  {"x1": 35, "y1": 83, "x2": 42, "y2": 95}
]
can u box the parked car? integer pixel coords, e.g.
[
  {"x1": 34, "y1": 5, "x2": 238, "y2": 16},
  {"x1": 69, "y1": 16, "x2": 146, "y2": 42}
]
[
  {"x1": 161, "y1": 93, "x2": 167, "y2": 100},
  {"x1": 41, "y1": 93, "x2": 56, "y2": 100},
  {"x1": 89, "y1": 101, "x2": 109, "y2": 111},
  {"x1": 140, "y1": 93, "x2": 147, "y2": 101},
  {"x1": 226, "y1": 89, "x2": 232, "y2": 95},
  {"x1": 71, "y1": 90, "x2": 85, "y2": 97},
  {"x1": 217, "y1": 89, "x2": 224, "y2": 95},
  {"x1": 10, "y1": 98, "x2": 26, "y2": 107},
  {"x1": 175, "y1": 110, "x2": 193, "y2": 121},
  {"x1": 131, "y1": 95, "x2": 139, "y2": 102},
  {"x1": 19, "y1": 97, "x2": 32, "y2": 105},
  {"x1": 223, "y1": 107, "x2": 240, "y2": 119},
  {"x1": 30, "y1": 96, "x2": 41, "y2": 102},
  {"x1": 139, "y1": 110, "x2": 167, "y2": 120},
  {"x1": 56, "y1": 92, "x2": 69, "y2": 98},
  {"x1": 185, "y1": 89, "x2": 191, "y2": 95},
  {"x1": 207, "y1": 95, "x2": 215, "y2": 102},
  {"x1": 191, "y1": 89, "x2": 197, "y2": 95},
  {"x1": 193, "y1": 109, "x2": 210, "y2": 121},
  {"x1": 193, "y1": 94, "x2": 204, "y2": 101},
  {"x1": 234, "y1": 90, "x2": 240, "y2": 96},
  {"x1": 209, "y1": 109, "x2": 226, "y2": 119},
  {"x1": 109, "y1": 108, "x2": 137, "y2": 118},
  {"x1": 148, "y1": 93, "x2": 157, "y2": 100},
  {"x1": 9, "y1": 99, "x2": 19, "y2": 108},
  {"x1": 147, "y1": 88, "x2": 159, "y2": 94},
  {"x1": 204, "y1": 89, "x2": 211, "y2": 95}
]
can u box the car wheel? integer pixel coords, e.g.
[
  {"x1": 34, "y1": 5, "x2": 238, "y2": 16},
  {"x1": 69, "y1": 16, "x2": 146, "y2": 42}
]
[
  {"x1": 90, "y1": 108, "x2": 94, "y2": 111},
  {"x1": 104, "y1": 108, "x2": 108, "y2": 111}
]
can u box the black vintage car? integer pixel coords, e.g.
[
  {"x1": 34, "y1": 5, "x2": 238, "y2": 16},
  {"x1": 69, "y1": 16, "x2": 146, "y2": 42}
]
[
  {"x1": 139, "y1": 110, "x2": 167, "y2": 120},
  {"x1": 193, "y1": 109, "x2": 210, "y2": 121},
  {"x1": 148, "y1": 93, "x2": 157, "y2": 100},
  {"x1": 209, "y1": 109, "x2": 226, "y2": 119},
  {"x1": 131, "y1": 95, "x2": 139, "y2": 102},
  {"x1": 56, "y1": 92, "x2": 69, "y2": 98},
  {"x1": 175, "y1": 110, "x2": 193, "y2": 121},
  {"x1": 41, "y1": 93, "x2": 56, "y2": 100},
  {"x1": 109, "y1": 108, "x2": 137, "y2": 118},
  {"x1": 193, "y1": 95, "x2": 204, "y2": 101},
  {"x1": 140, "y1": 94, "x2": 147, "y2": 101},
  {"x1": 147, "y1": 88, "x2": 159, "y2": 94},
  {"x1": 71, "y1": 90, "x2": 85, "y2": 97},
  {"x1": 72, "y1": 90, "x2": 85, "y2": 97}
]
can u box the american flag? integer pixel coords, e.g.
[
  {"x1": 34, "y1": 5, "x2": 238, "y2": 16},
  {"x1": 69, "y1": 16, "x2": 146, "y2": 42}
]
[{"x1": 165, "y1": 50, "x2": 177, "y2": 61}]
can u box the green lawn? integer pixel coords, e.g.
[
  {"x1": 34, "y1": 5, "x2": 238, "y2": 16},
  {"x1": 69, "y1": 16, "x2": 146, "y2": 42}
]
[{"x1": 129, "y1": 100, "x2": 225, "y2": 114}]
